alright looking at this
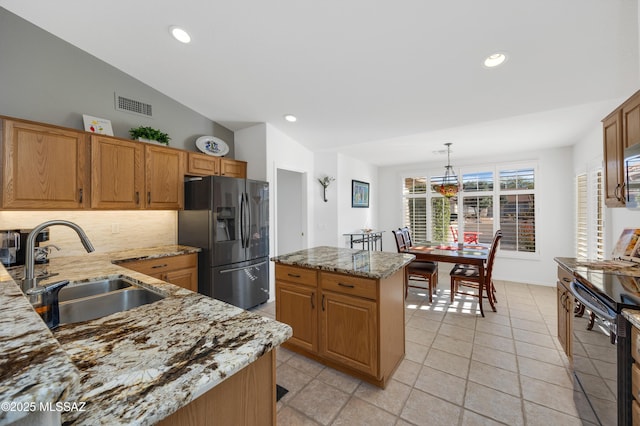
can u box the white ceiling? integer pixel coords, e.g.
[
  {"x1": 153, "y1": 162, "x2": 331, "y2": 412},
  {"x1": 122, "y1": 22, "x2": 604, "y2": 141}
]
[{"x1": 1, "y1": 0, "x2": 639, "y2": 166}]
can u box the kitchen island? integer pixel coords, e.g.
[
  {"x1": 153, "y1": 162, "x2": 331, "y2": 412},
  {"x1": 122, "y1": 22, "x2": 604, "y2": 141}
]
[
  {"x1": 272, "y1": 246, "x2": 415, "y2": 388},
  {"x1": 0, "y1": 245, "x2": 292, "y2": 426}
]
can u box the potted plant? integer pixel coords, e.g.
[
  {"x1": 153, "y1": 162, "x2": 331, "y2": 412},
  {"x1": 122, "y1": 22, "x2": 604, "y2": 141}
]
[{"x1": 129, "y1": 126, "x2": 171, "y2": 146}]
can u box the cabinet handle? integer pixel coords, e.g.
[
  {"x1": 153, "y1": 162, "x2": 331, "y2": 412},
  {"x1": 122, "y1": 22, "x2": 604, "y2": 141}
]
[
  {"x1": 147, "y1": 192, "x2": 151, "y2": 204},
  {"x1": 151, "y1": 264, "x2": 168, "y2": 269},
  {"x1": 562, "y1": 277, "x2": 571, "y2": 283},
  {"x1": 338, "y1": 282, "x2": 355, "y2": 288},
  {"x1": 135, "y1": 191, "x2": 140, "y2": 205},
  {"x1": 78, "y1": 188, "x2": 83, "y2": 203},
  {"x1": 560, "y1": 293, "x2": 567, "y2": 309},
  {"x1": 310, "y1": 292, "x2": 315, "y2": 309},
  {"x1": 322, "y1": 294, "x2": 325, "y2": 311},
  {"x1": 288, "y1": 273, "x2": 301, "y2": 278}
]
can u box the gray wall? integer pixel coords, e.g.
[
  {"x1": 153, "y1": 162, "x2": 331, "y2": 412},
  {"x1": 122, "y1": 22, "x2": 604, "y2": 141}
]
[{"x1": 0, "y1": 8, "x2": 234, "y2": 156}]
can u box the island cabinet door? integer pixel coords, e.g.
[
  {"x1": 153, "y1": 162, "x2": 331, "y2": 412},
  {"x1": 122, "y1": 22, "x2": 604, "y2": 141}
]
[
  {"x1": 319, "y1": 290, "x2": 378, "y2": 377},
  {"x1": 276, "y1": 282, "x2": 318, "y2": 352}
]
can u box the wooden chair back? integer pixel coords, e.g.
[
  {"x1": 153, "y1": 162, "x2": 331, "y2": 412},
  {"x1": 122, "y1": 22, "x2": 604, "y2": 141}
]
[
  {"x1": 392, "y1": 229, "x2": 408, "y2": 252},
  {"x1": 399, "y1": 227, "x2": 413, "y2": 247},
  {"x1": 484, "y1": 230, "x2": 503, "y2": 282}
]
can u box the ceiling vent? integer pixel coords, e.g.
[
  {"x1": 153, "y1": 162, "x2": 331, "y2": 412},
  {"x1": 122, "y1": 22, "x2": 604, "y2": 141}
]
[{"x1": 114, "y1": 93, "x2": 153, "y2": 117}]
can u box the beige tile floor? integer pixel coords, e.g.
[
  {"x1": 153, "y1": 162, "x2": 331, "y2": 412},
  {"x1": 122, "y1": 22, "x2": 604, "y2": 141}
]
[{"x1": 251, "y1": 275, "x2": 599, "y2": 426}]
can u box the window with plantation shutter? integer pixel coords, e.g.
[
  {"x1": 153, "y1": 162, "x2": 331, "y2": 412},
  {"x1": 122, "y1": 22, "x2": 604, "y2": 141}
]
[
  {"x1": 576, "y1": 173, "x2": 588, "y2": 258},
  {"x1": 575, "y1": 169, "x2": 605, "y2": 260},
  {"x1": 595, "y1": 170, "x2": 604, "y2": 260},
  {"x1": 403, "y1": 177, "x2": 428, "y2": 242},
  {"x1": 402, "y1": 162, "x2": 537, "y2": 255},
  {"x1": 498, "y1": 167, "x2": 536, "y2": 253}
]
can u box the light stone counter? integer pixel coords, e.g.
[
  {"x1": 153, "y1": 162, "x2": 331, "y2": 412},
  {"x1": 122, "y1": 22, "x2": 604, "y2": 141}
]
[
  {"x1": 0, "y1": 245, "x2": 292, "y2": 426},
  {"x1": 270, "y1": 245, "x2": 415, "y2": 279},
  {"x1": 623, "y1": 309, "x2": 640, "y2": 330}
]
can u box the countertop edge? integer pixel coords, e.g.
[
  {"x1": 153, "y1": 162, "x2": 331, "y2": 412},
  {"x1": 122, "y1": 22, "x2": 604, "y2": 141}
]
[{"x1": 271, "y1": 246, "x2": 414, "y2": 279}]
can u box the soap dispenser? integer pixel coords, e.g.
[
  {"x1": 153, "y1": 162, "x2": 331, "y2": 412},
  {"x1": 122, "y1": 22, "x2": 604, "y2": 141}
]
[{"x1": 27, "y1": 280, "x2": 69, "y2": 329}]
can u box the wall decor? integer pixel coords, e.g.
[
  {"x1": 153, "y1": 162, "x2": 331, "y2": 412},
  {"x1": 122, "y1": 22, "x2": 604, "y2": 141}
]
[
  {"x1": 352, "y1": 180, "x2": 369, "y2": 208},
  {"x1": 82, "y1": 114, "x2": 113, "y2": 136},
  {"x1": 317, "y1": 175, "x2": 335, "y2": 202}
]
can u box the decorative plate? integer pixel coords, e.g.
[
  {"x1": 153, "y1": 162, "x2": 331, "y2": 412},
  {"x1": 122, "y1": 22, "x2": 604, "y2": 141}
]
[{"x1": 196, "y1": 136, "x2": 229, "y2": 157}]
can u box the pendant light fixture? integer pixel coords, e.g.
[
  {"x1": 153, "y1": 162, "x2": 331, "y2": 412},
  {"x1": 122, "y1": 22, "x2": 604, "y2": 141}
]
[{"x1": 437, "y1": 143, "x2": 459, "y2": 198}]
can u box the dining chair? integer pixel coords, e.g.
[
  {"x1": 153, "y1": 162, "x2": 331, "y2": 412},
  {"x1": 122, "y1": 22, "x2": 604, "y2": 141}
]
[
  {"x1": 449, "y1": 230, "x2": 502, "y2": 317},
  {"x1": 392, "y1": 229, "x2": 438, "y2": 302}
]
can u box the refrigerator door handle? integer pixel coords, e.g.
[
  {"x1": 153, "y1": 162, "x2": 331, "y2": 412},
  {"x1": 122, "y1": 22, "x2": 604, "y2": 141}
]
[
  {"x1": 239, "y1": 192, "x2": 245, "y2": 248},
  {"x1": 245, "y1": 191, "x2": 252, "y2": 248},
  {"x1": 219, "y1": 260, "x2": 268, "y2": 274}
]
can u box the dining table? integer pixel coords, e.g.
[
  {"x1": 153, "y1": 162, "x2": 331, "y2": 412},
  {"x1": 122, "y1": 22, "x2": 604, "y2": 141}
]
[{"x1": 404, "y1": 241, "x2": 494, "y2": 313}]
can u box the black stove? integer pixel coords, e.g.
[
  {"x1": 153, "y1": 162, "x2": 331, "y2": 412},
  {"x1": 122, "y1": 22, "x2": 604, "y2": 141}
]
[{"x1": 570, "y1": 266, "x2": 640, "y2": 313}]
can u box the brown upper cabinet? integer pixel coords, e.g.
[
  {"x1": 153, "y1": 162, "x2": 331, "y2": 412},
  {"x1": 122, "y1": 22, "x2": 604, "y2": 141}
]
[
  {"x1": 91, "y1": 136, "x2": 184, "y2": 210},
  {"x1": 144, "y1": 144, "x2": 184, "y2": 210},
  {"x1": 0, "y1": 116, "x2": 246, "y2": 210},
  {"x1": 603, "y1": 90, "x2": 640, "y2": 207},
  {"x1": 91, "y1": 135, "x2": 144, "y2": 209},
  {"x1": 186, "y1": 152, "x2": 247, "y2": 178},
  {"x1": 220, "y1": 158, "x2": 247, "y2": 178},
  {"x1": 187, "y1": 152, "x2": 220, "y2": 176},
  {"x1": 1, "y1": 119, "x2": 89, "y2": 209}
]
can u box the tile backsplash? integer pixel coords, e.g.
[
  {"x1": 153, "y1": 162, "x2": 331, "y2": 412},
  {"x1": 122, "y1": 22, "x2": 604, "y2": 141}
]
[{"x1": 0, "y1": 211, "x2": 177, "y2": 257}]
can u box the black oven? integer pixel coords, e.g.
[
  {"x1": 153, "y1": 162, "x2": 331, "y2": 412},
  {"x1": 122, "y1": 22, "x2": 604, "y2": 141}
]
[{"x1": 570, "y1": 276, "x2": 640, "y2": 425}]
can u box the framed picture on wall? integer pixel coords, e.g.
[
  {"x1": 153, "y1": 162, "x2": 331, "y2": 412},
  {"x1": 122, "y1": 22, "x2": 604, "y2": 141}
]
[{"x1": 352, "y1": 180, "x2": 369, "y2": 208}]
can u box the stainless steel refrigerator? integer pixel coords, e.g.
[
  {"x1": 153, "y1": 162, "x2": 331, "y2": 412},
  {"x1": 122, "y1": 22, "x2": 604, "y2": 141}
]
[{"x1": 178, "y1": 176, "x2": 269, "y2": 309}]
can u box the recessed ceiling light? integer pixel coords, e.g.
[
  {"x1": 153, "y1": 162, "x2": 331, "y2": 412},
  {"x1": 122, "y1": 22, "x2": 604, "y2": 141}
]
[
  {"x1": 170, "y1": 26, "x2": 191, "y2": 44},
  {"x1": 483, "y1": 52, "x2": 507, "y2": 68},
  {"x1": 284, "y1": 114, "x2": 297, "y2": 122}
]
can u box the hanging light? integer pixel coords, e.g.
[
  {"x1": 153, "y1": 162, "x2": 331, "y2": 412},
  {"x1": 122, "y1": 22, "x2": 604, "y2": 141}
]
[{"x1": 437, "y1": 143, "x2": 459, "y2": 198}]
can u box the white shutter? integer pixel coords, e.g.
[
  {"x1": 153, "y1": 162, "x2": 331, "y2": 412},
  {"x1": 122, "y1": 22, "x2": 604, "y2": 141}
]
[{"x1": 576, "y1": 173, "x2": 588, "y2": 258}]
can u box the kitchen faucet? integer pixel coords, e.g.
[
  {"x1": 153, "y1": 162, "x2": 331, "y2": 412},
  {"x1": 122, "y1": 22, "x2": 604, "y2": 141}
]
[{"x1": 21, "y1": 220, "x2": 95, "y2": 292}]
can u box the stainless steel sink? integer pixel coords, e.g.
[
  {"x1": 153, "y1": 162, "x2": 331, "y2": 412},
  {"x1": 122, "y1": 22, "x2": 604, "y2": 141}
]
[
  {"x1": 59, "y1": 277, "x2": 133, "y2": 301},
  {"x1": 58, "y1": 277, "x2": 165, "y2": 324}
]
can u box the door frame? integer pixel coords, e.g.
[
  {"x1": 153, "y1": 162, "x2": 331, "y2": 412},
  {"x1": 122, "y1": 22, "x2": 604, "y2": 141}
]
[{"x1": 273, "y1": 164, "x2": 308, "y2": 256}]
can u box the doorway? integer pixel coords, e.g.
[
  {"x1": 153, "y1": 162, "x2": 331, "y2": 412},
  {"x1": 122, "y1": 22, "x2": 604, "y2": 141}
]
[{"x1": 276, "y1": 168, "x2": 307, "y2": 254}]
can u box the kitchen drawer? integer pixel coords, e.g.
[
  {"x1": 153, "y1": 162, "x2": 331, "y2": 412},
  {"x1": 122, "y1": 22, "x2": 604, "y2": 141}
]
[
  {"x1": 633, "y1": 326, "x2": 640, "y2": 362},
  {"x1": 320, "y1": 271, "x2": 377, "y2": 300},
  {"x1": 275, "y1": 265, "x2": 317, "y2": 287},
  {"x1": 634, "y1": 398, "x2": 640, "y2": 426},
  {"x1": 121, "y1": 253, "x2": 197, "y2": 275}
]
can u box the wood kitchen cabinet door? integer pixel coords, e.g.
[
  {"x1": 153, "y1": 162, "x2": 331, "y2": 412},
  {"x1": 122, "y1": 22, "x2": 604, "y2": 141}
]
[
  {"x1": 145, "y1": 145, "x2": 184, "y2": 209},
  {"x1": 319, "y1": 290, "x2": 378, "y2": 377},
  {"x1": 220, "y1": 158, "x2": 247, "y2": 178},
  {"x1": 623, "y1": 93, "x2": 640, "y2": 149},
  {"x1": 276, "y1": 281, "x2": 318, "y2": 353},
  {"x1": 556, "y1": 267, "x2": 573, "y2": 358},
  {"x1": 90, "y1": 136, "x2": 144, "y2": 209},
  {"x1": 1, "y1": 119, "x2": 88, "y2": 209},
  {"x1": 603, "y1": 111, "x2": 625, "y2": 207},
  {"x1": 187, "y1": 152, "x2": 220, "y2": 176},
  {"x1": 165, "y1": 268, "x2": 198, "y2": 292}
]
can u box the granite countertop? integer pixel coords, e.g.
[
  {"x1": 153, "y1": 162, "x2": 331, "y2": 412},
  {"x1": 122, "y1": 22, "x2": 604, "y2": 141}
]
[
  {"x1": 623, "y1": 309, "x2": 640, "y2": 329},
  {"x1": 271, "y1": 246, "x2": 415, "y2": 279},
  {"x1": 0, "y1": 245, "x2": 292, "y2": 426},
  {"x1": 555, "y1": 256, "x2": 640, "y2": 276}
]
